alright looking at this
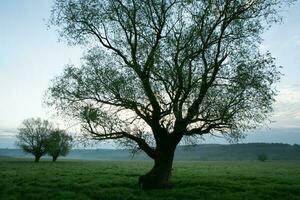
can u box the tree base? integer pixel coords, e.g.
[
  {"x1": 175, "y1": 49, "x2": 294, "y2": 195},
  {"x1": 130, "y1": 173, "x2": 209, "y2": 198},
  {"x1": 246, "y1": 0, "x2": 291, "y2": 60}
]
[
  {"x1": 138, "y1": 145, "x2": 175, "y2": 190},
  {"x1": 34, "y1": 156, "x2": 41, "y2": 162},
  {"x1": 138, "y1": 174, "x2": 172, "y2": 190}
]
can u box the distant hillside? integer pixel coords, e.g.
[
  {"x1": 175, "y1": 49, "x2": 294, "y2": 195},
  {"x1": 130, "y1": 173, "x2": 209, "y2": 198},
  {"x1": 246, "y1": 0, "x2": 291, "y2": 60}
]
[
  {"x1": 1, "y1": 143, "x2": 300, "y2": 161},
  {"x1": 175, "y1": 143, "x2": 300, "y2": 160}
]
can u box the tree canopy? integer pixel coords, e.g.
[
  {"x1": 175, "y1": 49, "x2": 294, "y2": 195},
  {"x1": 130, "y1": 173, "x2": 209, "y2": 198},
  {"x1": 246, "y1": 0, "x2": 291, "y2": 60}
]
[
  {"x1": 47, "y1": 0, "x2": 293, "y2": 189},
  {"x1": 17, "y1": 118, "x2": 52, "y2": 162},
  {"x1": 46, "y1": 129, "x2": 73, "y2": 162}
]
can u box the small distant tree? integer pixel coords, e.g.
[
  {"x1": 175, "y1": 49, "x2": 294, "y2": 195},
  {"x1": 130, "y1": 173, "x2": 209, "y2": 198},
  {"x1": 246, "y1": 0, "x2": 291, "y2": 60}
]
[
  {"x1": 257, "y1": 153, "x2": 268, "y2": 162},
  {"x1": 46, "y1": 129, "x2": 73, "y2": 162},
  {"x1": 17, "y1": 118, "x2": 52, "y2": 162}
]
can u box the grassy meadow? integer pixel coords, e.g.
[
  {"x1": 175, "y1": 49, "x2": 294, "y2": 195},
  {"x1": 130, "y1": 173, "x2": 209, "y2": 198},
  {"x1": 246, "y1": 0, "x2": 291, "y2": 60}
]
[{"x1": 1, "y1": 158, "x2": 300, "y2": 200}]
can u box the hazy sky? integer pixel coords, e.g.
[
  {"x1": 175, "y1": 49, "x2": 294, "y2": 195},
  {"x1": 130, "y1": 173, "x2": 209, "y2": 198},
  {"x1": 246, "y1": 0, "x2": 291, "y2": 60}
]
[
  {"x1": 0, "y1": 1, "x2": 300, "y2": 142},
  {"x1": 0, "y1": 1, "x2": 82, "y2": 129}
]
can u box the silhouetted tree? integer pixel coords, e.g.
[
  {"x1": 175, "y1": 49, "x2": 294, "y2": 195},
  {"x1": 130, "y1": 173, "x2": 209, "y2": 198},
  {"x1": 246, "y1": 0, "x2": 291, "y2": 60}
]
[
  {"x1": 257, "y1": 153, "x2": 268, "y2": 162},
  {"x1": 17, "y1": 118, "x2": 52, "y2": 162},
  {"x1": 46, "y1": 129, "x2": 73, "y2": 161},
  {"x1": 47, "y1": 0, "x2": 293, "y2": 189}
]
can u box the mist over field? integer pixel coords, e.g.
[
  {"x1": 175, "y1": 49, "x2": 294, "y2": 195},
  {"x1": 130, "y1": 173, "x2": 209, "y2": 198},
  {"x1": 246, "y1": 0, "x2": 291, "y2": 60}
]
[
  {"x1": 1, "y1": 128, "x2": 300, "y2": 149},
  {"x1": 1, "y1": 143, "x2": 300, "y2": 161}
]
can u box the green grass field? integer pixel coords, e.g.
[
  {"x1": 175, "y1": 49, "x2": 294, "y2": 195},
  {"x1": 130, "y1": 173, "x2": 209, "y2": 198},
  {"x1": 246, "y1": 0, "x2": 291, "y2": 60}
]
[{"x1": 1, "y1": 158, "x2": 300, "y2": 200}]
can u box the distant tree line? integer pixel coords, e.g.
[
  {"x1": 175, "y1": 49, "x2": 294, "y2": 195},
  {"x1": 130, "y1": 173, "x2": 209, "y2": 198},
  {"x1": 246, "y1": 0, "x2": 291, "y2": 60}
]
[{"x1": 16, "y1": 118, "x2": 73, "y2": 162}]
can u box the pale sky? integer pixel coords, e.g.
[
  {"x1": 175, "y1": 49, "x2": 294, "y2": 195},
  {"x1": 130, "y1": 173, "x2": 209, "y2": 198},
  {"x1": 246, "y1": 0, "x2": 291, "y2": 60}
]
[
  {"x1": 0, "y1": 1, "x2": 82, "y2": 129},
  {"x1": 0, "y1": 1, "x2": 300, "y2": 147}
]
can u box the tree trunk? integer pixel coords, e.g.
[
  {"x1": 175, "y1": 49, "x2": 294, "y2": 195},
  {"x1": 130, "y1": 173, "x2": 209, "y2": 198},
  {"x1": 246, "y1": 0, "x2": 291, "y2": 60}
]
[
  {"x1": 52, "y1": 156, "x2": 58, "y2": 162},
  {"x1": 138, "y1": 146, "x2": 175, "y2": 190},
  {"x1": 34, "y1": 155, "x2": 41, "y2": 162}
]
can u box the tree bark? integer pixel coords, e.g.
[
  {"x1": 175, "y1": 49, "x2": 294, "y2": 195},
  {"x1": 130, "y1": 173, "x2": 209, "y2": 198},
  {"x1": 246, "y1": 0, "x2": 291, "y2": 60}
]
[
  {"x1": 52, "y1": 156, "x2": 58, "y2": 162},
  {"x1": 138, "y1": 145, "x2": 175, "y2": 190},
  {"x1": 34, "y1": 155, "x2": 41, "y2": 162}
]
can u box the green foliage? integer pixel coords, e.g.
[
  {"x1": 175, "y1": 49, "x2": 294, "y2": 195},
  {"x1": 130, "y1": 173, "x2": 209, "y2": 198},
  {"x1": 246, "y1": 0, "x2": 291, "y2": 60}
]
[
  {"x1": 1, "y1": 159, "x2": 300, "y2": 199},
  {"x1": 16, "y1": 118, "x2": 73, "y2": 162},
  {"x1": 45, "y1": 129, "x2": 73, "y2": 161},
  {"x1": 46, "y1": 0, "x2": 293, "y2": 147},
  {"x1": 46, "y1": 0, "x2": 296, "y2": 187},
  {"x1": 16, "y1": 118, "x2": 53, "y2": 161}
]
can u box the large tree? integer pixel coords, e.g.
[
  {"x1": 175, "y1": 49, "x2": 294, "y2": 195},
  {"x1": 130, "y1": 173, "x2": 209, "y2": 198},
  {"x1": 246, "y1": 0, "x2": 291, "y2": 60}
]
[
  {"x1": 17, "y1": 118, "x2": 52, "y2": 162},
  {"x1": 46, "y1": 129, "x2": 73, "y2": 162},
  {"x1": 48, "y1": 0, "x2": 292, "y2": 189}
]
